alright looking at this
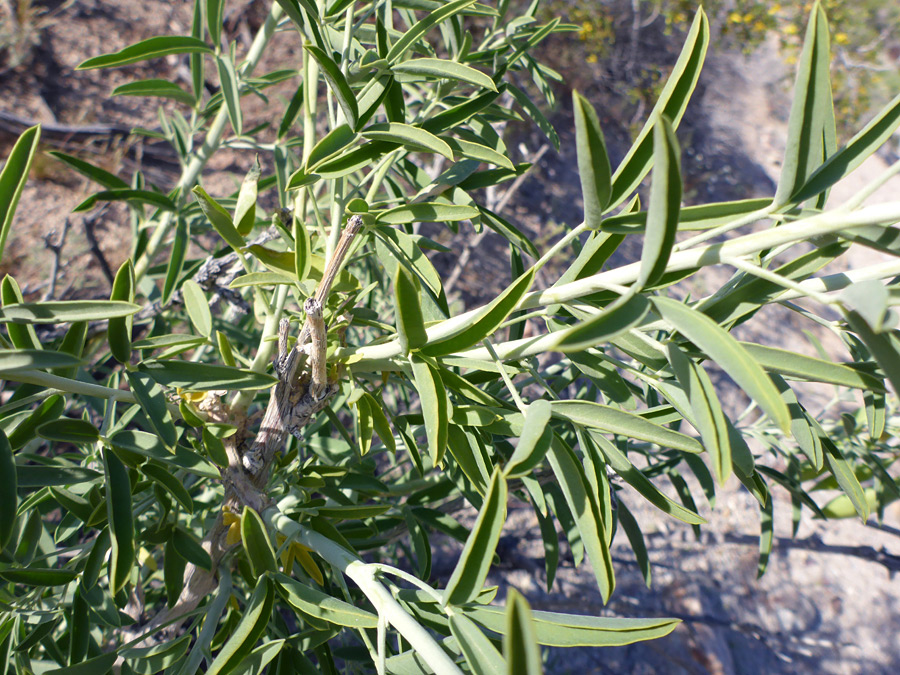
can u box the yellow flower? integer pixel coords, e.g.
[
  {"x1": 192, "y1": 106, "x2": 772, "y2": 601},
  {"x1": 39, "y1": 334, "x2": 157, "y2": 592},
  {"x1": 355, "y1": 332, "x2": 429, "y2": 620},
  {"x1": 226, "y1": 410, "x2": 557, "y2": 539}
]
[
  {"x1": 727, "y1": 11, "x2": 742, "y2": 23},
  {"x1": 277, "y1": 534, "x2": 325, "y2": 585},
  {"x1": 223, "y1": 510, "x2": 242, "y2": 546},
  {"x1": 587, "y1": 53, "x2": 598, "y2": 64},
  {"x1": 835, "y1": 32, "x2": 849, "y2": 45},
  {"x1": 768, "y1": 4, "x2": 781, "y2": 15},
  {"x1": 578, "y1": 21, "x2": 593, "y2": 41}
]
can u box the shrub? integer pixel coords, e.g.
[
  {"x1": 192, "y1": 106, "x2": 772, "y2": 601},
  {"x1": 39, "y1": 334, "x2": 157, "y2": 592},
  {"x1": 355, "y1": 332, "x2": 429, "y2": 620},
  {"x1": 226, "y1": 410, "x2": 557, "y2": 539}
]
[{"x1": 0, "y1": 1, "x2": 899, "y2": 673}]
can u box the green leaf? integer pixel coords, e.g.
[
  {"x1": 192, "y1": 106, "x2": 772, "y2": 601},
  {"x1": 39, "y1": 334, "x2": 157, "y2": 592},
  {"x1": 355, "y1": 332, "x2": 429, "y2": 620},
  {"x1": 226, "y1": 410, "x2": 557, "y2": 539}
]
[
  {"x1": 139, "y1": 360, "x2": 277, "y2": 390},
  {"x1": 141, "y1": 462, "x2": 194, "y2": 514},
  {"x1": 550, "y1": 400, "x2": 703, "y2": 454},
  {"x1": 37, "y1": 418, "x2": 100, "y2": 444},
  {"x1": 113, "y1": 78, "x2": 196, "y2": 106},
  {"x1": 305, "y1": 125, "x2": 357, "y2": 170},
  {"x1": 274, "y1": 573, "x2": 379, "y2": 627},
  {"x1": 73, "y1": 188, "x2": 177, "y2": 213},
  {"x1": 172, "y1": 525, "x2": 212, "y2": 571},
  {"x1": 423, "y1": 268, "x2": 535, "y2": 357},
  {"x1": 0, "y1": 125, "x2": 40, "y2": 263},
  {"x1": 740, "y1": 342, "x2": 884, "y2": 391},
  {"x1": 774, "y1": 2, "x2": 833, "y2": 206},
  {"x1": 608, "y1": 9, "x2": 708, "y2": 211},
  {"x1": 193, "y1": 185, "x2": 245, "y2": 251},
  {"x1": 234, "y1": 156, "x2": 261, "y2": 236},
  {"x1": 48, "y1": 151, "x2": 129, "y2": 190},
  {"x1": 757, "y1": 489, "x2": 774, "y2": 578},
  {"x1": 216, "y1": 54, "x2": 243, "y2": 136},
  {"x1": 207, "y1": 576, "x2": 274, "y2": 675},
  {"x1": 666, "y1": 343, "x2": 731, "y2": 483},
  {"x1": 386, "y1": 0, "x2": 478, "y2": 64},
  {"x1": 122, "y1": 634, "x2": 191, "y2": 674},
  {"x1": 590, "y1": 433, "x2": 706, "y2": 526},
  {"x1": 410, "y1": 355, "x2": 449, "y2": 466},
  {"x1": 450, "y1": 614, "x2": 505, "y2": 675},
  {"x1": 0, "y1": 568, "x2": 79, "y2": 586},
  {"x1": 793, "y1": 92, "x2": 900, "y2": 203},
  {"x1": 162, "y1": 216, "x2": 189, "y2": 305},
  {"x1": 43, "y1": 652, "x2": 118, "y2": 675},
  {"x1": 601, "y1": 198, "x2": 772, "y2": 233},
  {"x1": 207, "y1": 0, "x2": 225, "y2": 46},
  {"x1": 504, "y1": 399, "x2": 552, "y2": 479},
  {"x1": 444, "y1": 137, "x2": 514, "y2": 170},
  {"x1": 443, "y1": 467, "x2": 507, "y2": 606},
  {"x1": 182, "y1": 279, "x2": 213, "y2": 338},
  {"x1": 376, "y1": 202, "x2": 478, "y2": 225},
  {"x1": 392, "y1": 58, "x2": 496, "y2": 91},
  {"x1": 0, "y1": 300, "x2": 140, "y2": 324},
  {"x1": 108, "y1": 260, "x2": 135, "y2": 364},
  {"x1": 652, "y1": 296, "x2": 791, "y2": 433},
  {"x1": 361, "y1": 392, "x2": 396, "y2": 453},
  {"x1": 304, "y1": 45, "x2": 358, "y2": 129},
  {"x1": 78, "y1": 36, "x2": 213, "y2": 69},
  {"x1": 230, "y1": 640, "x2": 285, "y2": 675},
  {"x1": 545, "y1": 436, "x2": 614, "y2": 602},
  {"x1": 362, "y1": 122, "x2": 453, "y2": 159},
  {"x1": 616, "y1": 499, "x2": 651, "y2": 587},
  {"x1": 15, "y1": 465, "x2": 102, "y2": 487},
  {"x1": 636, "y1": 115, "x2": 681, "y2": 288},
  {"x1": 508, "y1": 83, "x2": 559, "y2": 150},
  {"x1": 242, "y1": 506, "x2": 279, "y2": 578},
  {"x1": 0, "y1": 431, "x2": 16, "y2": 549},
  {"x1": 0, "y1": 349, "x2": 81, "y2": 372},
  {"x1": 811, "y1": 419, "x2": 870, "y2": 522},
  {"x1": 104, "y1": 448, "x2": 135, "y2": 594},
  {"x1": 1, "y1": 275, "x2": 39, "y2": 348},
  {"x1": 573, "y1": 90, "x2": 611, "y2": 229},
  {"x1": 843, "y1": 310, "x2": 900, "y2": 395},
  {"x1": 394, "y1": 264, "x2": 428, "y2": 353},
  {"x1": 504, "y1": 589, "x2": 543, "y2": 675},
  {"x1": 549, "y1": 294, "x2": 651, "y2": 353}
]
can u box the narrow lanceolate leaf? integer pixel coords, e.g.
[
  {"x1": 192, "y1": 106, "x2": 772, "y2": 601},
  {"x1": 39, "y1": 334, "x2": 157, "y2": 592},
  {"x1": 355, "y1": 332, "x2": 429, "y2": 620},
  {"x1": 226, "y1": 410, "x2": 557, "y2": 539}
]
[
  {"x1": 142, "y1": 461, "x2": 194, "y2": 513},
  {"x1": 207, "y1": 0, "x2": 226, "y2": 46},
  {"x1": 551, "y1": 400, "x2": 703, "y2": 454},
  {"x1": 740, "y1": 342, "x2": 884, "y2": 391},
  {"x1": 207, "y1": 576, "x2": 274, "y2": 675},
  {"x1": 376, "y1": 202, "x2": 478, "y2": 225},
  {"x1": 392, "y1": 58, "x2": 497, "y2": 91},
  {"x1": 78, "y1": 36, "x2": 213, "y2": 69},
  {"x1": 0, "y1": 431, "x2": 16, "y2": 549},
  {"x1": 193, "y1": 186, "x2": 244, "y2": 251},
  {"x1": 444, "y1": 137, "x2": 515, "y2": 170},
  {"x1": 274, "y1": 573, "x2": 379, "y2": 627},
  {"x1": 601, "y1": 198, "x2": 772, "y2": 233},
  {"x1": 0, "y1": 568, "x2": 79, "y2": 586},
  {"x1": 73, "y1": 188, "x2": 176, "y2": 213},
  {"x1": 394, "y1": 264, "x2": 428, "y2": 353},
  {"x1": 112, "y1": 78, "x2": 197, "y2": 106},
  {"x1": 573, "y1": 90, "x2": 611, "y2": 229},
  {"x1": 139, "y1": 360, "x2": 277, "y2": 390},
  {"x1": 504, "y1": 589, "x2": 543, "y2": 675},
  {"x1": 443, "y1": 468, "x2": 508, "y2": 606},
  {"x1": 608, "y1": 9, "x2": 708, "y2": 211},
  {"x1": 636, "y1": 115, "x2": 681, "y2": 289},
  {"x1": 508, "y1": 83, "x2": 559, "y2": 150},
  {"x1": 590, "y1": 433, "x2": 706, "y2": 525},
  {"x1": 774, "y1": 2, "x2": 833, "y2": 206},
  {"x1": 652, "y1": 296, "x2": 791, "y2": 433},
  {"x1": 793, "y1": 92, "x2": 900, "y2": 203},
  {"x1": 234, "y1": 156, "x2": 261, "y2": 236},
  {"x1": 469, "y1": 604, "x2": 679, "y2": 647},
  {"x1": 843, "y1": 310, "x2": 900, "y2": 395},
  {"x1": 386, "y1": 0, "x2": 478, "y2": 64},
  {"x1": 304, "y1": 45, "x2": 358, "y2": 128},
  {"x1": 361, "y1": 392, "x2": 396, "y2": 453},
  {"x1": 667, "y1": 343, "x2": 731, "y2": 483},
  {"x1": 48, "y1": 151, "x2": 129, "y2": 190},
  {"x1": 423, "y1": 268, "x2": 535, "y2": 357},
  {"x1": 293, "y1": 217, "x2": 311, "y2": 283},
  {"x1": 410, "y1": 355, "x2": 449, "y2": 466},
  {"x1": 108, "y1": 260, "x2": 135, "y2": 364},
  {"x1": 450, "y1": 614, "x2": 505, "y2": 675},
  {"x1": 182, "y1": 279, "x2": 213, "y2": 338},
  {"x1": 163, "y1": 217, "x2": 189, "y2": 304},
  {"x1": 505, "y1": 399, "x2": 552, "y2": 479},
  {"x1": 550, "y1": 294, "x2": 651, "y2": 353},
  {"x1": 104, "y1": 448, "x2": 135, "y2": 594},
  {"x1": 216, "y1": 54, "x2": 243, "y2": 136},
  {"x1": 305, "y1": 125, "x2": 356, "y2": 170},
  {"x1": 361, "y1": 123, "x2": 453, "y2": 159},
  {"x1": 0, "y1": 125, "x2": 41, "y2": 263},
  {"x1": 616, "y1": 500, "x2": 651, "y2": 587},
  {"x1": 172, "y1": 526, "x2": 212, "y2": 570},
  {"x1": 545, "y1": 436, "x2": 615, "y2": 602},
  {"x1": 809, "y1": 418, "x2": 870, "y2": 522},
  {"x1": 0, "y1": 300, "x2": 139, "y2": 324},
  {"x1": 38, "y1": 418, "x2": 100, "y2": 444},
  {"x1": 242, "y1": 506, "x2": 279, "y2": 578},
  {"x1": 126, "y1": 371, "x2": 177, "y2": 448},
  {"x1": 0, "y1": 349, "x2": 80, "y2": 372},
  {"x1": 16, "y1": 465, "x2": 102, "y2": 487}
]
